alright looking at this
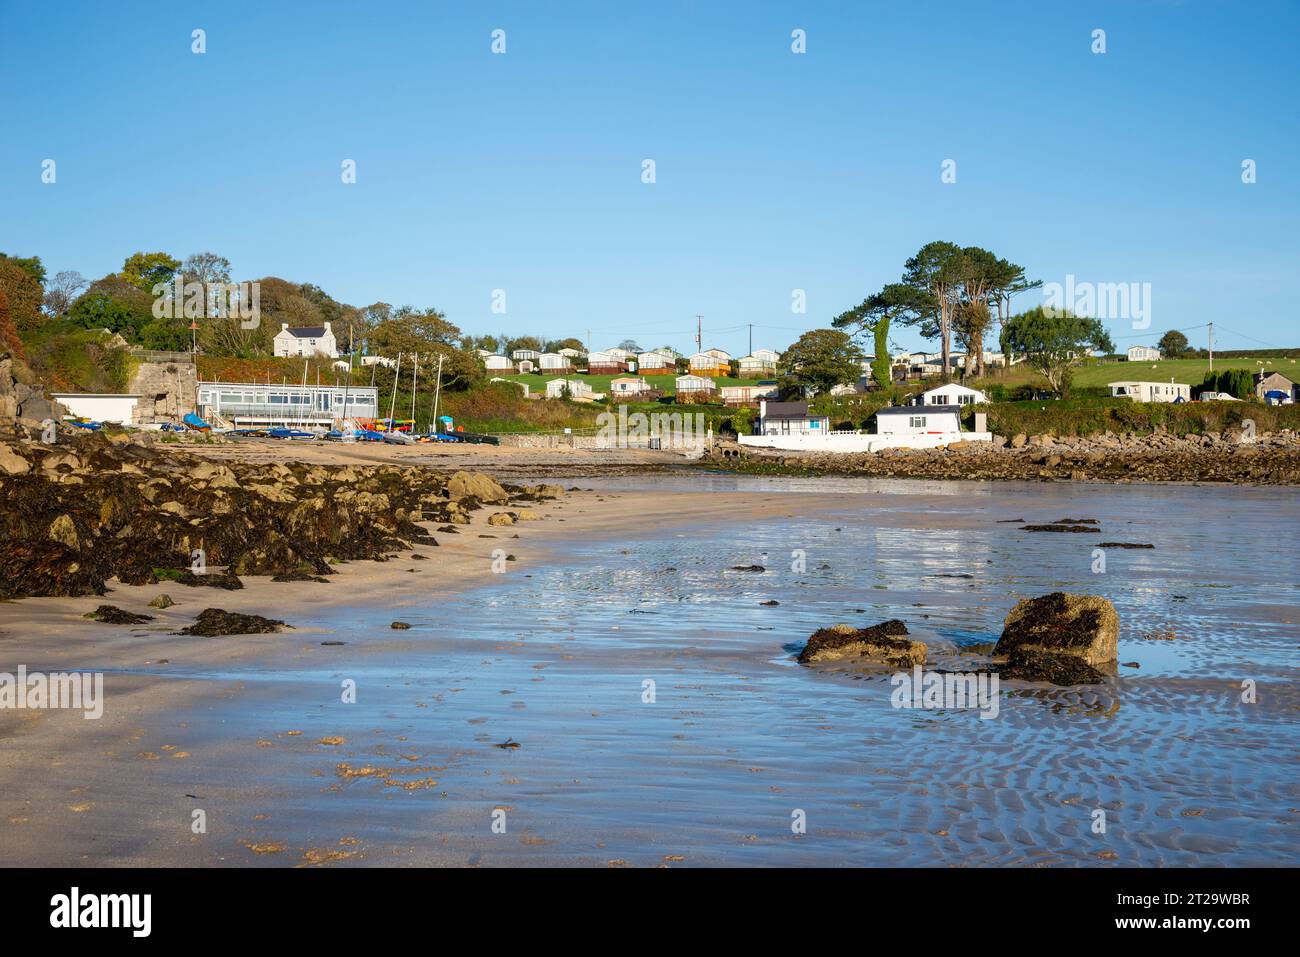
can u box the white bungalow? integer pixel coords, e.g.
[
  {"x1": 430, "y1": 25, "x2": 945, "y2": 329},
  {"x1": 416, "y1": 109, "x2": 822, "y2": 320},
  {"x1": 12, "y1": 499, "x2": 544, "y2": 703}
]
[
  {"x1": 916, "y1": 384, "x2": 988, "y2": 407},
  {"x1": 1109, "y1": 381, "x2": 1190, "y2": 403},
  {"x1": 537, "y1": 353, "x2": 571, "y2": 372},
  {"x1": 1127, "y1": 345, "x2": 1162, "y2": 362},
  {"x1": 704, "y1": 348, "x2": 732, "y2": 361},
  {"x1": 636, "y1": 351, "x2": 675, "y2": 372},
  {"x1": 273, "y1": 321, "x2": 338, "y2": 358},
  {"x1": 604, "y1": 347, "x2": 634, "y2": 361},
  {"x1": 483, "y1": 354, "x2": 512, "y2": 372},
  {"x1": 875, "y1": 405, "x2": 963, "y2": 437},
  {"x1": 558, "y1": 347, "x2": 586, "y2": 360},
  {"x1": 511, "y1": 348, "x2": 540, "y2": 363},
  {"x1": 675, "y1": 374, "x2": 716, "y2": 396},
  {"x1": 757, "y1": 400, "x2": 829, "y2": 435},
  {"x1": 609, "y1": 376, "x2": 653, "y2": 396}
]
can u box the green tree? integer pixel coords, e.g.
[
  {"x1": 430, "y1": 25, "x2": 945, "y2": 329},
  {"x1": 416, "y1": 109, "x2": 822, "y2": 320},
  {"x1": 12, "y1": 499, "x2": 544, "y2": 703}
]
[
  {"x1": 1000, "y1": 307, "x2": 1114, "y2": 397},
  {"x1": 832, "y1": 282, "x2": 920, "y2": 393},
  {"x1": 0, "y1": 253, "x2": 46, "y2": 286},
  {"x1": 901, "y1": 240, "x2": 966, "y2": 376},
  {"x1": 778, "y1": 328, "x2": 865, "y2": 397},
  {"x1": 120, "y1": 251, "x2": 180, "y2": 292},
  {"x1": 1157, "y1": 329, "x2": 1189, "y2": 356},
  {"x1": 371, "y1": 309, "x2": 482, "y2": 391}
]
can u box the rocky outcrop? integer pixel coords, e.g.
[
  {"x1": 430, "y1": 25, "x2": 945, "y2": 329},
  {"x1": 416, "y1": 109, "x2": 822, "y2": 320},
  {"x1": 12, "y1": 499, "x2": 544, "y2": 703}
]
[
  {"x1": 799, "y1": 619, "x2": 926, "y2": 666},
  {"x1": 0, "y1": 429, "x2": 520, "y2": 599},
  {"x1": 994, "y1": 592, "x2": 1119, "y2": 684},
  {"x1": 715, "y1": 428, "x2": 1300, "y2": 485}
]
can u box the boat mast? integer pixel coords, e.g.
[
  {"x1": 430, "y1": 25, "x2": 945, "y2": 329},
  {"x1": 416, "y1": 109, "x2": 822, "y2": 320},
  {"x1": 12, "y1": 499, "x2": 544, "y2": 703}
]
[{"x1": 387, "y1": 353, "x2": 402, "y2": 429}]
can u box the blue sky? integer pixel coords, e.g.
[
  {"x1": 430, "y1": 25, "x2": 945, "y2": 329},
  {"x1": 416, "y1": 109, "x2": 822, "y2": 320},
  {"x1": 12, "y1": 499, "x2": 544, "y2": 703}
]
[{"x1": 2, "y1": 0, "x2": 1296, "y2": 358}]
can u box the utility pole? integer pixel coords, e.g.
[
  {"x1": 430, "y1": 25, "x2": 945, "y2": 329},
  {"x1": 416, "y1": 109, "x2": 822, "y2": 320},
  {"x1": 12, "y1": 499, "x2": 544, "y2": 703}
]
[
  {"x1": 1208, "y1": 322, "x2": 1214, "y2": 373},
  {"x1": 748, "y1": 323, "x2": 753, "y2": 356},
  {"x1": 695, "y1": 315, "x2": 702, "y2": 352}
]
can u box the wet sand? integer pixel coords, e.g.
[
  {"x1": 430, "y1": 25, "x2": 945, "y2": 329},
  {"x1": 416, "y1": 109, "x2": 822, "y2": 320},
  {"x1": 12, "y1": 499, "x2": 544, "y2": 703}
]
[{"x1": 2, "y1": 476, "x2": 1296, "y2": 867}]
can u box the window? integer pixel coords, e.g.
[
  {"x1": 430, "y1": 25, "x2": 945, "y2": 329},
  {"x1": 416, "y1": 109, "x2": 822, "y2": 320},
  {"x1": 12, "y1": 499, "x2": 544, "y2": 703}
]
[
  {"x1": 909, "y1": 416, "x2": 927, "y2": 428},
  {"x1": 932, "y1": 394, "x2": 947, "y2": 405}
]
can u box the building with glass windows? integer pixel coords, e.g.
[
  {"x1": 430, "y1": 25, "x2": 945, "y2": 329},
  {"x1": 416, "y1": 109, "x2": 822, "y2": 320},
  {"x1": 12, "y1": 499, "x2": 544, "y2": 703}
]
[{"x1": 196, "y1": 381, "x2": 380, "y2": 428}]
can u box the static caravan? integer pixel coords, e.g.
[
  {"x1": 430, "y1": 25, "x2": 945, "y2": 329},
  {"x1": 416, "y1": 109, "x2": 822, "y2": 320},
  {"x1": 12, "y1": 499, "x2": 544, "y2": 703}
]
[
  {"x1": 637, "y1": 351, "x2": 674, "y2": 372},
  {"x1": 1108, "y1": 381, "x2": 1190, "y2": 403},
  {"x1": 483, "y1": 354, "x2": 512, "y2": 372},
  {"x1": 537, "y1": 353, "x2": 572, "y2": 373},
  {"x1": 674, "y1": 374, "x2": 716, "y2": 399},
  {"x1": 587, "y1": 350, "x2": 628, "y2": 374},
  {"x1": 688, "y1": 353, "x2": 729, "y2": 377}
]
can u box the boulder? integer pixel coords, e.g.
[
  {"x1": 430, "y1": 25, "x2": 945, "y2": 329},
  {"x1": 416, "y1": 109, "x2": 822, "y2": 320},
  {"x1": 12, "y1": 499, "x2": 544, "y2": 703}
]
[
  {"x1": 448, "y1": 471, "x2": 509, "y2": 504},
  {"x1": 798, "y1": 619, "x2": 925, "y2": 666},
  {"x1": 993, "y1": 592, "x2": 1119, "y2": 684},
  {"x1": 487, "y1": 512, "x2": 515, "y2": 526},
  {"x1": 0, "y1": 443, "x2": 30, "y2": 475}
]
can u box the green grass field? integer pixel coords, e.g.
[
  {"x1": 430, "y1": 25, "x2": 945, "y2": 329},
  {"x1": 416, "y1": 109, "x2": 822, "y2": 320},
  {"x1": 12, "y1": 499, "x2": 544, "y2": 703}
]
[{"x1": 971, "y1": 355, "x2": 1299, "y2": 393}]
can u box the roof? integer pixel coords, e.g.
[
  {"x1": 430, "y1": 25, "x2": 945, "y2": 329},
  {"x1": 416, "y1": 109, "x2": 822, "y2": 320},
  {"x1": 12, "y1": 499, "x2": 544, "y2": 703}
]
[
  {"x1": 280, "y1": 326, "x2": 326, "y2": 338},
  {"x1": 762, "y1": 401, "x2": 811, "y2": 418},
  {"x1": 875, "y1": 404, "x2": 962, "y2": 416}
]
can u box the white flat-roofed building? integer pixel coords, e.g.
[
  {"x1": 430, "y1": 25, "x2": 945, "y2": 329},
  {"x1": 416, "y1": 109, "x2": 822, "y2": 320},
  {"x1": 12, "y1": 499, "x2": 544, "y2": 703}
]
[
  {"x1": 51, "y1": 393, "x2": 142, "y2": 425},
  {"x1": 197, "y1": 381, "x2": 379, "y2": 428}
]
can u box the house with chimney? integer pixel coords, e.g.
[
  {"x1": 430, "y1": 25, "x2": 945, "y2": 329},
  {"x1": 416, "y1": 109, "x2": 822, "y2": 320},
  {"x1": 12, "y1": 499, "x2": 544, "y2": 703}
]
[{"x1": 273, "y1": 321, "x2": 338, "y2": 358}]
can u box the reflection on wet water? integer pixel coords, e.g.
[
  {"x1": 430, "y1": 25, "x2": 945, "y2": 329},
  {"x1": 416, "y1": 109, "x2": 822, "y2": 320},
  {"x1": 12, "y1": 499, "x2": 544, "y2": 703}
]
[{"x1": 141, "y1": 478, "x2": 1300, "y2": 865}]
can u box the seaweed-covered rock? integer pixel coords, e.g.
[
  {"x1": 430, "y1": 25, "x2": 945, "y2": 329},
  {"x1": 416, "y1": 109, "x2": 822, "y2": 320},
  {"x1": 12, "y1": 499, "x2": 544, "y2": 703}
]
[
  {"x1": 85, "y1": 604, "x2": 154, "y2": 625},
  {"x1": 799, "y1": 619, "x2": 925, "y2": 666},
  {"x1": 0, "y1": 432, "x2": 510, "y2": 599},
  {"x1": 992, "y1": 592, "x2": 1118, "y2": 684},
  {"x1": 178, "y1": 608, "x2": 288, "y2": 636},
  {"x1": 148, "y1": 594, "x2": 174, "y2": 608}
]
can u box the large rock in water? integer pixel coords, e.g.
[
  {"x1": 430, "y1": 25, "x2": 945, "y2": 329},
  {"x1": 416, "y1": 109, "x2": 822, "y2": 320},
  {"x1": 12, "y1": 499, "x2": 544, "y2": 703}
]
[
  {"x1": 447, "y1": 471, "x2": 509, "y2": 505},
  {"x1": 994, "y1": 592, "x2": 1118, "y2": 683},
  {"x1": 799, "y1": 619, "x2": 926, "y2": 666}
]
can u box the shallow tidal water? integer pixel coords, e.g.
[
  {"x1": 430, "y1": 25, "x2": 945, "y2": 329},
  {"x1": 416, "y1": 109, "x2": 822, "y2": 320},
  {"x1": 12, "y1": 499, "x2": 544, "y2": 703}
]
[{"x1": 114, "y1": 476, "x2": 1299, "y2": 866}]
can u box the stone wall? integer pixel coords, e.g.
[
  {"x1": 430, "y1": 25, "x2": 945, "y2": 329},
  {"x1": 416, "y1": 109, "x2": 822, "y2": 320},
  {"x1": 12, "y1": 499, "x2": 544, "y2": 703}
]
[{"x1": 127, "y1": 360, "x2": 198, "y2": 424}]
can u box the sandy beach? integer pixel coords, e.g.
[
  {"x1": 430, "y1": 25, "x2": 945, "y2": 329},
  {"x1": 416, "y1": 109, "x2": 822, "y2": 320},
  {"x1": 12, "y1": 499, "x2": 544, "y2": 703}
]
[{"x1": 2, "y1": 451, "x2": 1296, "y2": 867}]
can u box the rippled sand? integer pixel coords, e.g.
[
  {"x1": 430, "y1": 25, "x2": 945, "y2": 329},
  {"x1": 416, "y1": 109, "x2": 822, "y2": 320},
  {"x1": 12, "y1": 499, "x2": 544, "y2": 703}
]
[{"x1": 2, "y1": 477, "x2": 1296, "y2": 866}]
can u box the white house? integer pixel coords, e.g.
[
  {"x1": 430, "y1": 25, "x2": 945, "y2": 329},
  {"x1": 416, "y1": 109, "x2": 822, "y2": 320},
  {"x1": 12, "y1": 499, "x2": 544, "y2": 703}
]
[
  {"x1": 483, "y1": 354, "x2": 512, "y2": 372},
  {"x1": 704, "y1": 348, "x2": 732, "y2": 361},
  {"x1": 1109, "y1": 381, "x2": 1190, "y2": 403},
  {"x1": 1127, "y1": 345, "x2": 1162, "y2": 362},
  {"x1": 604, "y1": 347, "x2": 634, "y2": 361},
  {"x1": 51, "y1": 393, "x2": 142, "y2": 425},
  {"x1": 558, "y1": 347, "x2": 586, "y2": 360},
  {"x1": 609, "y1": 375, "x2": 653, "y2": 396},
  {"x1": 875, "y1": 405, "x2": 963, "y2": 437},
  {"x1": 916, "y1": 384, "x2": 988, "y2": 407},
  {"x1": 757, "y1": 400, "x2": 829, "y2": 435},
  {"x1": 273, "y1": 321, "x2": 338, "y2": 358},
  {"x1": 511, "y1": 349, "x2": 540, "y2": 363}
]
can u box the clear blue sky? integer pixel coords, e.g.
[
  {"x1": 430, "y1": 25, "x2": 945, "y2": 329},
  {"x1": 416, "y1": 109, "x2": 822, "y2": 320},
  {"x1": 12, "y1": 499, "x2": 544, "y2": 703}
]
[{"x1": 2, "y1": 0, "x2": 1296, "y2": 358}]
